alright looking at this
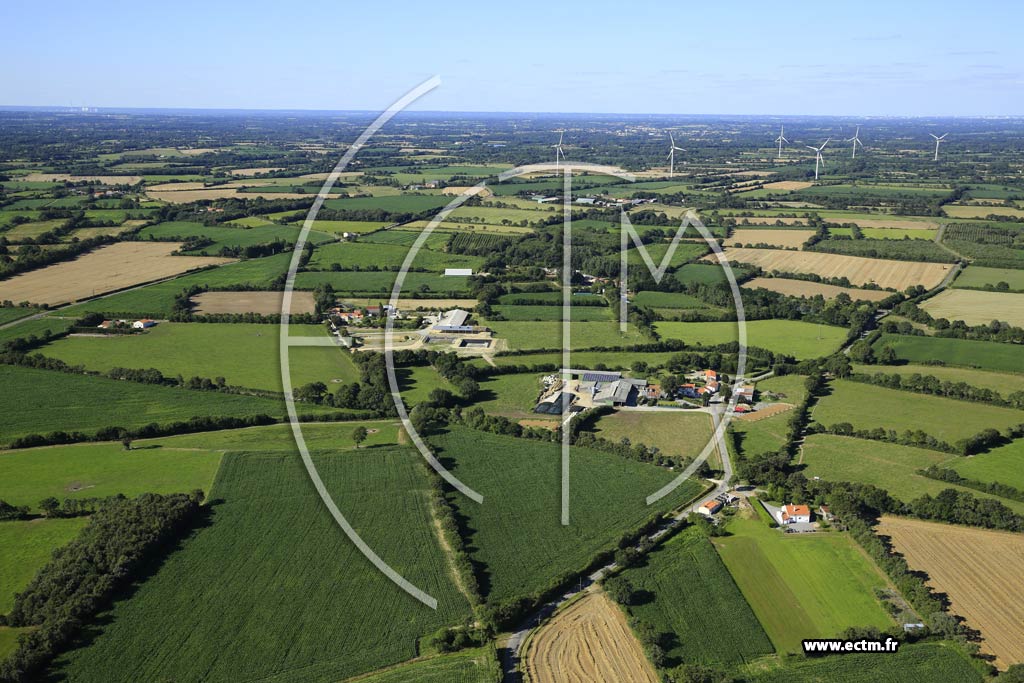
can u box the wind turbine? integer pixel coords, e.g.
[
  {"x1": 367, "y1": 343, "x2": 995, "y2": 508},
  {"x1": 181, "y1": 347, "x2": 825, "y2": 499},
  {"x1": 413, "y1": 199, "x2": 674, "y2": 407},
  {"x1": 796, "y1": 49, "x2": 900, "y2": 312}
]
[
  {"x1": 930, "y1": 133, "x2": 948, "y2": 161},
  {"x1": 775, "y1": 125, "x2": 789, "y2": 159},
  {"x1": 553, "y1": 132, "x2": 566, "y2": 171},
  {"x1": 667, "y1": 132, "x2": 686, "y2": 177},
  {"x1": 805, "y1": 138, "x2": 830, "y2": 180},
  {"x1": 846, "y1": 126, "x2": 863, "y2": 159}
]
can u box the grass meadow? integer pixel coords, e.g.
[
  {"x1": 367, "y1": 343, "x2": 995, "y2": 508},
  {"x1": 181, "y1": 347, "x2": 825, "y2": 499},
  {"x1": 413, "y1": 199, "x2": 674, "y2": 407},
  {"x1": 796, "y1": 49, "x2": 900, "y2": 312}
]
[
  {"x1": 487, "y1": 320, "x2": 650, "y2": 350},
  {"x1": 748, "y1": 643, "x2": 981, "y2": 683},
  {"x1": 798, "y1": 434, "x2": 1024, "y2": 514},
  {"x1": 654, "y1": 319, "x2": 848, "y2": 359},
  {"x1": 590, "y1": 411, "x2": 715, "y2": 461},
  {"x1": 813, "y1": 380, "x2": 1024, "y2": 445},
  {"x1": 714, "y1": 513, "x2": 893, "y2": 654},
  {"x1": 874, "y1": 334, "x2": 1023, "y2": 374},
  {"x1": 42, "y1": 322, "x2": 360, "y2": 392},
  {"x1": 0, "y1": 517, "x2": 88, "y2": 613}
]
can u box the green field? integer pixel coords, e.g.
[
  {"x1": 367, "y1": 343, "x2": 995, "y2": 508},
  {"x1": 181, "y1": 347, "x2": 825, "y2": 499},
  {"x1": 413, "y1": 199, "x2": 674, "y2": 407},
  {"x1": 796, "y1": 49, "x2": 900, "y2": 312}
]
[
  {"x1": 947, "y1": 437, "x2": 1024, "y2": 491},
  {"x1": 619, "y1": 529, "x2": 774, "y2": 666},
  {"x1": 730, "y1": 375, "x2": 808, "y2": 458},
  {"x1": 0, "y1": 365, "x2": 339, "y2": 445},
  {"x1": 308, "y1": 241, "x2": 483, "y2": 272},
  {"x1": 138, "y1": 221, "x2": 321, "y2": 252},
  {"x1": 830, "y1": 227, "x2": 936, "y2": 240},
  {"x1": 487, "y1": 320, "x2": 650, "y2": 350},
  {"x1": 714, "y1": 513, "x2": 893, "y2": 654},
  {"x1": 481, "y1": 350, "x2": 683, "y2": 371},
  {"x1": 398, "y1": 365, "x2": 455, "y2": 405},
  {"x1": 655, "y1": 319, "x2": 848, "y2": 359},
  {"x1": 491, "y1": 304, "x2": 611, "y2": 321},
  {"x1": 472, "y1": 372, "x2": 544, "y2": 417},
  {"x1": 295, "y1": 270, "x2": 472, "y2": 295},
  {"x1": 799, "y1": 434, "x2": 1024, "y2": 514},
  {"x1": 53, "y1": 448, "x2": 471, "y2": 682},
  {"x1": 874, "y1": 334, "x2": 1023, "y2": 374},
  {"x1": 0, "y1": 517, "x2": 88, "y2": 613},
  {"x1": 814, "y1": 380, "x2": 1024, "y2": 445},
  {"x1": 140, "y1": 420, "x2": 403, "y2": 452},
  {"x1": 851, "y1": 363, "x2": 1023, "y2": 396},
  {"x1": 952, "y1": 265, "x2": 1024, "y2": 292},
  {"x1": 632, "y1": 290, "x2": 708, "y2": 309},
  {"x1": 0, "y1": 307, "x2": 42, "y2": 325},
  {"x1": 590, "y1": 410, "x2": 715, "y2": 461},
  {"x1": 431, "y1": 428, "x2": 705, "y2": 603},
  {"x1": 302, "y1": 220, "x2": 390, "y2": 234},
  {"x1": 42, "y1": 322, "x2": 359, "y2": 392},
  {"x1": 324, "y1": 194, "x2": 455, "y2": 214},
  {"x1": 0, "y1": 315, "x2": 76, "y2": 346},
  {"x1": 353, "y1": 647, "x2": 499, "y2": 683},
  {"x1": 747, "y1": 642, "x2": 982, "y2": 683}
]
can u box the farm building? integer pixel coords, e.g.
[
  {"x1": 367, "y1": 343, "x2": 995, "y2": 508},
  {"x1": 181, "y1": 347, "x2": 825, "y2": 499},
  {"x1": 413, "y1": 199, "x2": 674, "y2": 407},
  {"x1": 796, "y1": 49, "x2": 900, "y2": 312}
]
[
  {"x1": 132, "y1": 319, "x2": 157, "y2": 329},
  {"x1": 645, "y1": 383, "x2": 662, "y2": 400},
  {"x1": 775, "y1": 504, "x2": 812, "y2": 526},
  {"x1": 443, "y1": 268, "x2": 473, "y2": 276},
  {"x1": 535, "y1": 391, "x2": 573, "y2": 415},
  {"x1": 698, "y1": 499, "x2": 723, "y2": 516},
  {"x1": 735, "y1": 384, "x2": 755, "y2": 402}
]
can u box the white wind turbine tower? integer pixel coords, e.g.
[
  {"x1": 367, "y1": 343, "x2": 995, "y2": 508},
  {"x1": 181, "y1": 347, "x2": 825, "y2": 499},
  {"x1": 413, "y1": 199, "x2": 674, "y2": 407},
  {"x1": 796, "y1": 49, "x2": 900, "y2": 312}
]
[
  {"x1": 806, "y1": 138, "x2": 830, "y2": 180},
  {"x1": 930, "y1": 133, "x2": 948, "y2": 161},
  {"x1": 775, "y1": 125, "x2": 789, "y2": 159},
  {"x1": 553, "y1": 131, "x2": 566, "y2": 171},
  {"x1": 846, "y1": 126, "x2": 863, "y2": 158},
  {"x1": 667, "y1": 132, "x2": 686, "y2": 177}
]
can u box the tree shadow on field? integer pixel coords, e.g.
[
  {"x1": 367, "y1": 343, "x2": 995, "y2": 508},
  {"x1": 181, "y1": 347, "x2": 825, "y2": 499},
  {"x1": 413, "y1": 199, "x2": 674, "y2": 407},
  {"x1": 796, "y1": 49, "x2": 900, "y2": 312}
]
[
  {"x1": 42, "y1": 501, "x2": 222, "y2": 682},
  {"x1": 432, "y1": 442, "x2": 492, "y2": 601}
]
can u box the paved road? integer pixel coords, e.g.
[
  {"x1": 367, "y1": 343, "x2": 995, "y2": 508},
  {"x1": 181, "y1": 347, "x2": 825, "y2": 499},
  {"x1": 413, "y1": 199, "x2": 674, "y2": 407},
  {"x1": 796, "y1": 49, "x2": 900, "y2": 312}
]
[{"x1": 499, "y1": 405, "x2": 734, "y2": 682}]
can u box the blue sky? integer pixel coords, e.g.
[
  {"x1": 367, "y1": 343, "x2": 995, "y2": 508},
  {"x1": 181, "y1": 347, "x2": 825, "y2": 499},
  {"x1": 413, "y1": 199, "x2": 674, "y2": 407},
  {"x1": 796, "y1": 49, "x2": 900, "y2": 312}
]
[{"x1": 2, "y1": 0, "x2": 1021, "y2": 115}]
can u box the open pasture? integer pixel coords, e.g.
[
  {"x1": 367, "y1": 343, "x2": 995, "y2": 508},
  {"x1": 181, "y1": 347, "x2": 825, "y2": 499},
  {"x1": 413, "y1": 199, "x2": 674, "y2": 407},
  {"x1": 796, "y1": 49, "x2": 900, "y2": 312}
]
[
  {"x1": 524, "y1": 592, "x2": 658, "y2": 683},
  {"x1": 920, "y1": 288, "x2": 1024, "y2": 326},
  {"x1": 947, "y1": 438, "x2": 1024, "y2": 491},
  {"x1": 874, "y1": 333, "x2": 1023, "y2": 374},
  {"x1": 0, "y1": 242, "x2": 234, "y2": 306},
  {"x1": 715, "y1": 247, "x2": 952, "y2": 290},
  {"x1": 878, "y1": 516, "x2": 1024, "y2": 668},
  {"x1": 654, "y1": 319, "x2": 847, "y2": 359},
  {"x1": 813, "y1": 380, "x2": 1024, "y2": 446},
  {"x1": 0, "y1": 365, "x2": 336, "y2": 445},
  {"x1": 742, "y1": 277, "x2": 892, "y2": 301},
  {"x1": 714, "y1": 513, "x2": 893, "y2": 654},
  {"x1": 42, "y1": 322, "x2": 359, "y2": 392},
  {"x1": 953, "y1": 265, "x2": 1024, "y2": 292},
  {"x1": 851, "y1": 363, "x2": 1023, "y2": 396},
  {"x1": 487, "y1": 320, "x2": 649, "y2": 351},
  {"x1": 590, "y1": 411, "x2": 715, "y2": 461},
  {"x1": 307, "y1": 241, "x2": 483, "y2": 272},
  {"x1": 944, "y1": 204, "x2": 1024, "y2": 219},
  {"x1": 749, "y1": 643, "x2": 981, "y2": 683},
  {"x1": 0, "y1": 517, "x2": 88, "y2": 614}
]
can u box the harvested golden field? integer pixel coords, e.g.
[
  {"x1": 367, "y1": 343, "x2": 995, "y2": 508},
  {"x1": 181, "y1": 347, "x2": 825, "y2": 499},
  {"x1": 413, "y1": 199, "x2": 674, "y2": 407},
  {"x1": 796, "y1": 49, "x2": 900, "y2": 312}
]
[
  {"x1": 24, "y1": 173, "x2": 143, "y2": 185},
  {"x1": 729, "y1": 229, "x2": 813, "y2": 249},
  {"x1": 145, "y1": 181, "x2": 207, "y2": 191},
  {"x1": 763, "y1": 180, "x2": 814, "y2": 191},
  {"x1": 716, "y1": 248, "x2": 952, "y2": 290},
  {"x1": 852, "y1": 217, "x2": 940, "y2": 230},
  {"x1": 733, "y1": 216, "x2": 812, "y2": 226},
  {"x1": 878, "y1": 516, "x2": 1024, "y2": 668},
  {"x1": 920, "y1": 289, "x2": 1024, "y2": 326},
  {"x1": 0, "y1": 243, "x2": 233, "y2": 306},
  {"x1": 442, "y1": 186, "x2": 493, "y2": 197},
  {"x1": 191, "y1": 291, "x2": 315, "y2": 315},
  {"x1": 146, "y1": 187, "x2": 311, "y2": 203},
  {"x1": 524, "y1": 592, "x2": 658, "y2": 683},
  {"x1": 742, "y1": 276, "x2": 892, "y2": 301}
]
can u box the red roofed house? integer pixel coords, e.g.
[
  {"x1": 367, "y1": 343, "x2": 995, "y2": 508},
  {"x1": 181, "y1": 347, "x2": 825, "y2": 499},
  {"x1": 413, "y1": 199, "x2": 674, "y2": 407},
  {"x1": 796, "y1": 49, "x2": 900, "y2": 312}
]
[
  {"x1": 697, "y1": 499, "x2": 723, "y2": 516},
  {"x1": 775, "y1": 503, "x2": 812, "y2": 525},
  {"x1": 704, "y1": 369, "x2": 717, "y2": 382}
]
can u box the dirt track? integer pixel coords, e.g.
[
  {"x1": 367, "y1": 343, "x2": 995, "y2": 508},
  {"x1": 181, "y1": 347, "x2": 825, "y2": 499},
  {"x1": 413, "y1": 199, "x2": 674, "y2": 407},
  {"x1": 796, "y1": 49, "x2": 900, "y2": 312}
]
[{"x1": 523, "y1": 592, "x2": 657, "y2": 683}]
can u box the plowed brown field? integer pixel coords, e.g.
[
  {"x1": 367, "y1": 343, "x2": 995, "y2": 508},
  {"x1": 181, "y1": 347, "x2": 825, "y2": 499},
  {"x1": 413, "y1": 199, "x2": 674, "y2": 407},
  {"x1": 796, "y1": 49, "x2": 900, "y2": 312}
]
[
  {"x1": 878, "y1": 515, "x2": 1024, "y2": 668},
  {"x1": 524, "y1": 592, "x2": 657, "y2": 683}
]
